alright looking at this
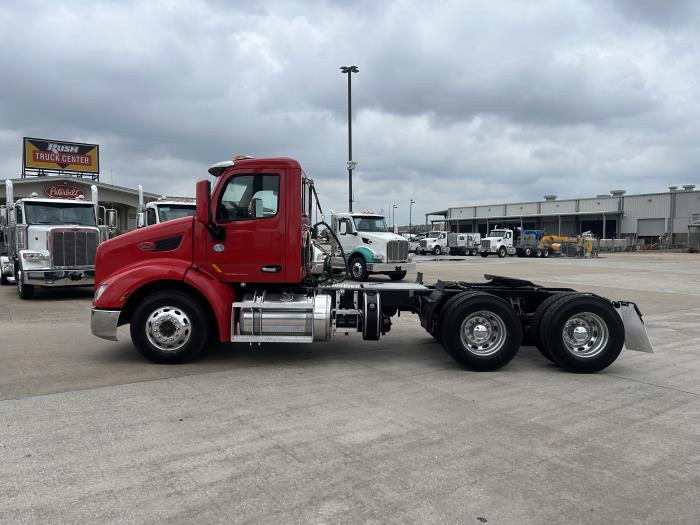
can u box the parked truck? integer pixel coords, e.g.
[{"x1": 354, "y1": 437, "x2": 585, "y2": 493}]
[
  {"x1": 1, "y1": 180, "x2": 107, "y2": 298},
  {"x1": 136, "y1": 186, "x2": 196, "y2": 228},
  {"x1": 516, "y1": 229, "x2": 550, "y2": 258},
  {"x1": 448, "y1": 232, "x2": 481, "y2": 256},
  {"x1": 90, "y1": 156, "x2": 653, "y2": 373},
  {"x1": 479, "y1": 228, "x2": 516, "y2": 257},
  {"x1": 331, "y1": 212, "x2": 414, "y2": 281},
  {"x1": 419, "y1": 231, "x2": 449, "y2": 255}
]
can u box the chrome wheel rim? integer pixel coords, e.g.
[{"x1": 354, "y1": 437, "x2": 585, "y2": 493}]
[
  {"x1": 145, "y1": 306, "x2": 192, "y2": 351},
  {"x1": 351, "y1": 260, "x2": 364, "y2": 279},
  {"x1": 561, "y1": 312, "x2": 609, "y2": 358},
  {"x1": 460, "y1": 310, "x2": 507, "y2": 356}
]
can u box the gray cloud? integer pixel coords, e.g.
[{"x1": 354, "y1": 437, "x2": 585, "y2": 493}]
[{"x1": 0, "y1": 0, "x2": 698, "y2": 224}]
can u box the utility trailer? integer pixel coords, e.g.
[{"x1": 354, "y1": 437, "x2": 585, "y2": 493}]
[{"x1": 90, "y1": 157, "x2": 653, "y2": 373}]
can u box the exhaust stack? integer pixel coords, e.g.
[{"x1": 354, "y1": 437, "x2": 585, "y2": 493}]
[
  {"x1": 5, "y1": 180, "x2": 13, "y2": 207},
  {"x1": 138, "y1": 185, "x2": 144, "y2": 212}
]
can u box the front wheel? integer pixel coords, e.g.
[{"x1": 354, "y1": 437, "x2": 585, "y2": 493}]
[
  {"x1": 349, "y1": 255, "x2": 369, "y2": 281},
  {"x1": 498, "y1": 246, "x2": 507, "y2": 258},
  {"x1": 130, "y1": 290, "x2": 210, "y2": 364},
  {"x1": 16, "y1": 271, "x2": 34, "y2": 300},
  {"x1": 538, "y1": 294, "x2": 624, "y2": 373},
  {"x1": 389, "y1": 271, "x2": 407, "y2": 281},
  {"x1": 439, "y1": 292, "x2": 522, "y2": 371},
  {"x1": 433, "y1": 245, "x2": 442, "y2": 256}
]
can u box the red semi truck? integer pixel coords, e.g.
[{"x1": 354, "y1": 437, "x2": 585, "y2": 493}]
[{"x1": 91, "y1": 157, "x2": 653, "y2": 372}]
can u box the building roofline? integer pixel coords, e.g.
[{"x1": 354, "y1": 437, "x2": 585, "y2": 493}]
[{"x1": 0, "y1": 176, "x2": 162, "y2": 199}]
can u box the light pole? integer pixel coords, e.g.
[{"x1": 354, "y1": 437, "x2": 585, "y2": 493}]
[
  {"x1": 409, "y1": 198, "x2": 415, "y2": 236},
  {"x1": 392, "y1": 204, "x2": 398, "y2": 231},
  {"x1": 340, "y1": 65, "x2": 359, "y2": 212}
]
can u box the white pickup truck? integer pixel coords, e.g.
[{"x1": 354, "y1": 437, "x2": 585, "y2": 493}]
[
  {"x1": 479, "y1": 228, "x2": 517, "y2": 257},
  {"x1": 418, "y1": 231, "x2": 449, "y2": 255},
  {"x1": 332, "y1": 212, "x2": 415, "y2": 281}
]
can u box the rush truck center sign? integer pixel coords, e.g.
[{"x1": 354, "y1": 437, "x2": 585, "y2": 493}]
[{"x1": 23, "y1": 137, "x2": 99, "y2": 174}]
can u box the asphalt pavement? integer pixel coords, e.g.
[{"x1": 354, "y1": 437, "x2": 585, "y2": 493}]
[{"x1": 1, "y1": 253, "x2": 699, "y2": 524}]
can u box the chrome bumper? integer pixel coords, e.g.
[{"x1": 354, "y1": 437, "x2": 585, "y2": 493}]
[
  {"x1": 366, "y1": 262, "x2": 416, "y2": 272},
  {"x1": 25, "y1": 269, "x2": 94, "y2": 287},
  {"x1": 91, "y1": 308, "x2": 121, "y2": 341}
]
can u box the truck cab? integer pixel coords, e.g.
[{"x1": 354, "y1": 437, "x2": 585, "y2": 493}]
[
  {"x1": 479, "y1": 228, "x2": 516, "y2": 257},
  {"x1": 447, "y1": 232, "x2": 481, "y2": 256},
  {"x1": 136, "y1": 187, "x2": 196, "y2": 228},
  {"x1": 1, "y1": 180, "x2": 104, "y2": 298},
  {"x1": 419, "y1": 231, "x2": 449, "y2": 255},
  {"x1": 332, "y1": 212, "x2": 415, "y2": 281}
]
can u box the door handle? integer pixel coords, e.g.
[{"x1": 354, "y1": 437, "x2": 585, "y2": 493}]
[{"x1": 261, "y1": 265, "x2": 282, "y2": 273}]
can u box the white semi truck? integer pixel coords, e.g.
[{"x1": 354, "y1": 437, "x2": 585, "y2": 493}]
[
  {"x1": 447, "y1": 232, "x2": 482, "y2": 256},
  {"x1": 418, "y1": 231, "x2": 449, "y2": 255},
  {"x1": 0, "y1": 180, "x2": 107, "y2": 298},
  {"x1": 332, "y1": 212, "x2": 415, "y2": 281},
  {"x1": 136, "y1": 185, "x2": 196, "y2": 228},
  {"x1": 479, "y1": 228, "x2": 517, "y2": 257}
]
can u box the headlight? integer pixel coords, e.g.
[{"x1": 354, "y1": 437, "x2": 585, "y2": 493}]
[
  {"x1": 94, "y1": 283, "x2": 109, "y2": 301},
  {"x1": 22, "y1": 252, "x2": 48, "y2": 261}
]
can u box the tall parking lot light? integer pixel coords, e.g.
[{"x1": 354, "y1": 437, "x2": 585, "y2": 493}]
[
  {"x1": 392, "y1": 204, "x2": 398, "y2": 231},
  {"x1": 409, "y1": 199, "x2": 415, "y2": 235},
  {"x1": 340, "y1": 65, "x2": 359, "y2": 212}
]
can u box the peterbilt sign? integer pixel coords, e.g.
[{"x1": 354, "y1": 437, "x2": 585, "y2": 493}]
[
  {"x1": 23, "y1": 137, "x2": 99, "y2": 174},
  {"x1": 44, "y1": 185, "x2": 85, "y2": 199}
]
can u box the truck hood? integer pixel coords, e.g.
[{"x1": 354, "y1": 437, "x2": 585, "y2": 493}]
[
  {"x1": 357, "y1": 231, "x2": 406, "y2": 243},
  {"x1": 95, "y1": 216, "x2": 194, "y2": 287}
]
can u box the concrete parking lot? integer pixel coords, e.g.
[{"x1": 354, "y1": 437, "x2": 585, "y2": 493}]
[{"x1": 1, "y1": 253, "x2": 699, "y2": 524}]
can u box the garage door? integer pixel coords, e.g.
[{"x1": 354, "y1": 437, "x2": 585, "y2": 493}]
[{"x1": 637, "y1": 218, "x2": 666, "y2": 236}]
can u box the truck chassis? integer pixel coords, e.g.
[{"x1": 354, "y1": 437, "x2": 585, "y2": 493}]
[{"x1": 93, "y1": 273, "x2": 652, "y2": 373}]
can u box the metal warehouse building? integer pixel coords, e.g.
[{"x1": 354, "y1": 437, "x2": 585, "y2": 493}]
[{"x1": 436, "y1": 185, "x2": 700, "y2": 246}]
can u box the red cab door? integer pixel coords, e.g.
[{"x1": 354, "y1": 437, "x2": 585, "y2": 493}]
[{"x1": 206, "y1": 168, "x2": 287, "y2": 282}]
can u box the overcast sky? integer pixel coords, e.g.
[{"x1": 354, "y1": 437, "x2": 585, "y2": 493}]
[{"x1": 1, "y1": 0, "x2": 699, "y2": 224}]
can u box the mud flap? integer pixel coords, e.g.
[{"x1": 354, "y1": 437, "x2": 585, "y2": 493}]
[{"x1": 619, "y1": 302, "x2": 654, "y2": 353}]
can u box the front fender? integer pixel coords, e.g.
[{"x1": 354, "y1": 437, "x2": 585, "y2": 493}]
[
  {"x1": 93, "y1": 258, "x2": 192, "y2": 308},
  {"x1": 183, "y1": 268, "x2": 236, "y2": 342},
  {"x1": 348, "y1": 246, "x2": 376, "y2": 263}
]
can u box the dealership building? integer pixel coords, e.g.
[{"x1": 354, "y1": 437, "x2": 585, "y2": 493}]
[{"x1": 428, "y1": 185, "x2": 700, "y2": 246}]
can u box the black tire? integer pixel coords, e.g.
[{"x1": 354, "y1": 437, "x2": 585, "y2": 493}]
[
  {"x1": 433, "y1": 245, "x2": 442, "y2": 256},
  {"x1": 470, "y1": 249, "x2": 478, "y2": 256},
  {"x1": 389, "y1": 271, "x2": 407, "y2": 281},
  {"x1": 524, "y1": 247, "x2": 532, "y2": 257},
  {"x1": 498, "y1": 246, "x2": 507, "y2": 258},
  {"x1": 16, "y1": 271, "x2": 34, "y2": 300},
  {"x1": 481, "y1": 253, "x2": 488, "y2": 257},
  {"x1": 349, "y1": 255, "x2": 369, "y2": 281},
  {"x1": 130, "y1": 290, "x2": 210, "y2": 364},
  {"x1": 0, "y1": 273, "x2": 9, "y2": 286},
  {"x1": 530, "y1": 292, "x2": 576, "y2": 360},
  {"x1": 539, "y1": 294, "x2": 624, "y2": 373},
  {"x1": 439, "y1": 292, "x2": 522, "y2": 371},
  {"x1": 535, "y1": 248, "x2": 542, "y2": 258},
  {"x1": 542, "y1": 248, "x2": 550, "y2": 258}
]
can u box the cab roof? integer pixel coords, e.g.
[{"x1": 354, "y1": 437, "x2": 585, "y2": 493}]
[{"x1": 208, "y1": 157, "x2": 302, "y2": 177}]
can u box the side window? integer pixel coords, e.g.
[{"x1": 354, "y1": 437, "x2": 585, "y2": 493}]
[
  {"x1": 15, "y1": 205, "x2": 23, "y2": 224},
  {"x1": 218, "y1": 174, "x2": 280, "y2": 222},
  {"x1": 146, "y1": 208, "x2": 157, "y2": 225}
]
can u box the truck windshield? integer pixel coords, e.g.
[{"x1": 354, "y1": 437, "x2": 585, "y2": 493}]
[
  {"x1": 353, "y1": 216, "x2": 387, "y2": 232},
  {"x1": 158, "y1": 204, "x2": 196, "y2": 222},
  {"x1": 24, "y1": 202, "x2": 96, "y2": 226},
  {"x1": 427, "y1": 232, "x2": 441, "y2": 238},
  {"x1": 490, "y1": 230, "x2": 506, "y2": 237}
]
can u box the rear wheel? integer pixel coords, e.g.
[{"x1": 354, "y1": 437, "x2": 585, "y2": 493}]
[
  {"x1": 524, "y1": 247, "x2": 532, "y2": 257},
  {"x1": 349, "y1": 256, "x2": 369, "y2": 281},
  {"x1": 439, "y1": 292, "x2": 522, "y2": 371},
  {"x1": 481, "y1": 252, "x2": 488, "y2": 257},
  {"x1": 535, "y1": 248, "x2": 542, "y2": 257},
  {"x1": 531, "y1": 292, "x2": 575, "y2": 360},
  {"x1": 470, "y1": 248, "x2": 478, "y2": 256},
  {"x1": 16, "y1": 271, "x2": 34, "y2": 300},
  {"x1": 539, "y1": 294, "x2": 624, "y2": 373},
  {"x1": 389, "y1": 271, "x2": 407, "y2": 281},
  {"x1": 130, "y1": 290, "x2": 209, "y2": 364},
  {"x1": 542, "y1": 249, "x2": 550, "y2": 258},
  {"x1": 0, "y1": 273, "x2": 8, "y2": 286}
]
